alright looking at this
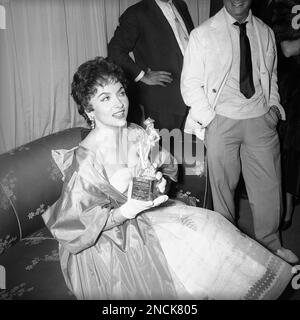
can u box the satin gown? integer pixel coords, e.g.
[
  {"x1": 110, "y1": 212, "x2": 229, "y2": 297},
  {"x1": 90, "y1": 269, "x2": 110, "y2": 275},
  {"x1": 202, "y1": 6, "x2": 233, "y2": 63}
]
[{"x1": 43, "y1": 124, "x2": 292, "y2": 300}]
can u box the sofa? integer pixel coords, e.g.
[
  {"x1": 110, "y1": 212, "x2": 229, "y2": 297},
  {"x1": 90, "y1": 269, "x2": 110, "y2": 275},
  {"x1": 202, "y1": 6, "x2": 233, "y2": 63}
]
[{"x1": 0, "y1": 127, "x2": 211, "y2": 300}]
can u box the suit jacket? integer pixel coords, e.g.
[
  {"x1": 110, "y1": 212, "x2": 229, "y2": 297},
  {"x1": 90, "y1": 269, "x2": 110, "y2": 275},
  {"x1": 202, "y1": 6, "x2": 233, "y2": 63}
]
[
  {"x1": 108, "y1": 0, "x2": 194, "y2": 116},
  {"x1": 181, "y1": 8, "x2": 285, "y2": 138}
]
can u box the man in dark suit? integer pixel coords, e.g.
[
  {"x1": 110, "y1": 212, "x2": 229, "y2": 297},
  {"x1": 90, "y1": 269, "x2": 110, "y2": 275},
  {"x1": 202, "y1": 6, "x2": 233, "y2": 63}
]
[{"x1": 108, "y1": 0, "x2": 194, "y2": 131}]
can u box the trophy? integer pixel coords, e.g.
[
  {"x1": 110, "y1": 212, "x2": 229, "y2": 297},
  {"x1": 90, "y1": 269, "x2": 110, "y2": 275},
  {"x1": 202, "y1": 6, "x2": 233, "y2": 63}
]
[{"x1": 131, "y1": 118, "x2": 160, "y2": 201}]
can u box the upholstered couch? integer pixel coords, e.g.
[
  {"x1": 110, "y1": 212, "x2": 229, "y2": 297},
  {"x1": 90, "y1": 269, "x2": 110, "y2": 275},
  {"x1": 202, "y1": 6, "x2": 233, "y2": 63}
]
[{"x1": 0, "y1": 127, "x2": 211, "y2": 300}]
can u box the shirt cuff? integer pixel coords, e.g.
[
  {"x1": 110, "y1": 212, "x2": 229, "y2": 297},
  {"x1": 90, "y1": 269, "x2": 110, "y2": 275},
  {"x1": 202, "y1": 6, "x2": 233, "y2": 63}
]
[
  {"x1": 134, "y1": 70, "x2": 145, "y2": 82},
  {"x1": 190, "y1": 107, "x2": 216, "y2": 128}
]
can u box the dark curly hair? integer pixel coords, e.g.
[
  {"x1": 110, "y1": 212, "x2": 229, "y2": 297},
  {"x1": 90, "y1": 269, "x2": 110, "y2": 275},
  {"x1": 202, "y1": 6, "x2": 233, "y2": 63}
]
[{"x1": 71, "y1": 57, "x2": 128, "y2": 126}]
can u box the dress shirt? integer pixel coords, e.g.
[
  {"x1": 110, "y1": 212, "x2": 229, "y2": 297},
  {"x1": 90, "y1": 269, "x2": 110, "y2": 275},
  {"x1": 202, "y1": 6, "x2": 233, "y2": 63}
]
[
  {"x1": 156, "y1": 0, "x2": 189, "y2": 54},
  {"x1": 216, "y1": 9, "x2": 268, "y2": 119}
]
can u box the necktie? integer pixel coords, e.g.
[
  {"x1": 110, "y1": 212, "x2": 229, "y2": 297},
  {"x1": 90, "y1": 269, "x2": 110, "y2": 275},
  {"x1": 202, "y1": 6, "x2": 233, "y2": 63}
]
[
  {"x1": 169, "y1": 1, "x2": 189, "y2": 52},
  {"x1": 234, "y1": 21, "x2": 255, "y2": 99}
]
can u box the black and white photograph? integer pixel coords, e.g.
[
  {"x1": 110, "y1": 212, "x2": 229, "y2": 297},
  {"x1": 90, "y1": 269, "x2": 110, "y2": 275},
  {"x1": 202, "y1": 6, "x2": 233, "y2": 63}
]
[{"x1": 0, "y1": 0, "x2": 300, "y2": 308}]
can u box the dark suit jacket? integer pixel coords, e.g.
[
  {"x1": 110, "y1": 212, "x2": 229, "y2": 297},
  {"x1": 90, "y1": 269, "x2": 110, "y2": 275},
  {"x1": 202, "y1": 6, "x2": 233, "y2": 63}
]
[{"x1": 108, "y1": 0, "x2": 194, "y2": 117}]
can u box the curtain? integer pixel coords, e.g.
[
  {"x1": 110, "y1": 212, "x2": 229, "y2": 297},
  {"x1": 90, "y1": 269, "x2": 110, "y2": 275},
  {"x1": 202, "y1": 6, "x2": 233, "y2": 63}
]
[{"x1": 0, "y1": 0, "x2": 211, "y2": 154}]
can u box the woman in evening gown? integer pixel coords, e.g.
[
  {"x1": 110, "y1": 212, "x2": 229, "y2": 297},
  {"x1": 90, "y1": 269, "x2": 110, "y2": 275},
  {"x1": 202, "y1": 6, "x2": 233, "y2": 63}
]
[{"x1": 43, "y1": 57, "x2": 292, "y2": 300}]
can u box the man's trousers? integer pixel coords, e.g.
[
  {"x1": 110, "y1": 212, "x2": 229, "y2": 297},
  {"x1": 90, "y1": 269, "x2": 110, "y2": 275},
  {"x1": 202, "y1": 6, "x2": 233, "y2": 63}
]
[{"x1": 206, "y1": 113, "x2": 282, "y2": 251}]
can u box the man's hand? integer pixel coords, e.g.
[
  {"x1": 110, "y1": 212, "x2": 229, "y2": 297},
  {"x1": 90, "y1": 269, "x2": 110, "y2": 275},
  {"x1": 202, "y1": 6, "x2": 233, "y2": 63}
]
[
  {"x1": 270, "y1": 105, "x2": 282, "y2": 121},
  {"x1": 264, "y1": 105, "x2": 281, "y2": 130},
  {"x1": 140, "y1": 68, "x2": 173, "y2": 87}
]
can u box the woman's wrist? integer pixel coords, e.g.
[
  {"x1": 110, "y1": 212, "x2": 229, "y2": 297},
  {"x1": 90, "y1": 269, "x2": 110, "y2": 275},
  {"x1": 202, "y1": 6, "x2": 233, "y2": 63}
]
[{"x1": 110, "y1": 208, "x2": 127, "y2": 225}]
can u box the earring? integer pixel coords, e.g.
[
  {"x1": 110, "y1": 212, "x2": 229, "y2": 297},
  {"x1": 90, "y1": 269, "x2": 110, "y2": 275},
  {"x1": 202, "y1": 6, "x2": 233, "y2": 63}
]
[
  {"x1": 90, "y1": 117, "x2": 95, "y2": 129},
  {"x1": 87, "y1": 114, "x2": 95, "y2": 129}
]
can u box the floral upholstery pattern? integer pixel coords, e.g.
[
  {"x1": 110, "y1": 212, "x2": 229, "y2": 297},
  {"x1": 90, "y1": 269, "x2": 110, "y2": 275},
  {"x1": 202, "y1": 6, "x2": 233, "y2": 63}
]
[
  {"x1": 0, "y1": 183, "x2": 20, "y2": 254},
  {"x1": 0, "y1": 126, "x2": 211, "y2": 300},
  {"x1": 0, "y1": 227, "x2": 75, "y2": 300},
  {"x1": 0, "y1": 127, "x2": 86, "y2": 254}
]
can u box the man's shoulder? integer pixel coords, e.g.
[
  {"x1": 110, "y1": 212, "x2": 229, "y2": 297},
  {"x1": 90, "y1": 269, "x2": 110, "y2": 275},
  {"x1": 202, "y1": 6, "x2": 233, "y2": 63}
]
[
  {"x1": 120, "y1": 0, "x2": 146, "y2": 17},
  {"x1": 194, "y1": 7, "x2": 225, "y2": 31},
  {"x1": 252, "y1": 14, "x2": 275, "y2": 41},
  {"x1": 252, "y1": 14, "x2": 272, "y2": 32},
  {"x1": 122, "y1": 0, "x2": 189, "y2": 17},
  {"x1": 191, "y1": 15, "x2": 215, "y2": 36}
]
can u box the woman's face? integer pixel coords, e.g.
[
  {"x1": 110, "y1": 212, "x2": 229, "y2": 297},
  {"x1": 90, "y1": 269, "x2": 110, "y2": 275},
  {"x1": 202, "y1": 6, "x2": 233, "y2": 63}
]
[{"x1": 88, "y1": 81, "x2": 129, "y2": 129}]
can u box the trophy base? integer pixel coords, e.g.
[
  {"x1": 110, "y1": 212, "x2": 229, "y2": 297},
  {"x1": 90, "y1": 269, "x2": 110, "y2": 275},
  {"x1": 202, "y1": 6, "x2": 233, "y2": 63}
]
[{"x1": 131, "y1": 177, "x2": 155, "y2": 201}]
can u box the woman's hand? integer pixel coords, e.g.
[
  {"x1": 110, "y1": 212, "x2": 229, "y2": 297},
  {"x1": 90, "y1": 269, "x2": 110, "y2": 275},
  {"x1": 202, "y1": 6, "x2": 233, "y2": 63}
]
[{"x1": 119, "y1": 181, "x2": 168, "y2": 219}]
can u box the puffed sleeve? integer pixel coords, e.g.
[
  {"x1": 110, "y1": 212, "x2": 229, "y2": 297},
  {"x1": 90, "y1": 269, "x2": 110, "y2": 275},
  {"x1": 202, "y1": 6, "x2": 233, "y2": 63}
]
[{"x1": 43, "y1": 148, "x2": 118, "y2": 255}]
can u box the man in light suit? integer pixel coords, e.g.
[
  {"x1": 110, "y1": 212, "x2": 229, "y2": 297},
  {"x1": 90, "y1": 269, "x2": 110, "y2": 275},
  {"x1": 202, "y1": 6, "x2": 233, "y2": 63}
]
[
  {"x1": 108, "y1": 0, "x2": 194, "y2": 131},
  {"x1": 181, "y1": 0, "x2": 299, "y2": 263}
]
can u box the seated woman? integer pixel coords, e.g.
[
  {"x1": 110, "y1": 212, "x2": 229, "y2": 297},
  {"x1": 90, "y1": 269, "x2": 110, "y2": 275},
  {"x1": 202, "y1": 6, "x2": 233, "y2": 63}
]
[{"x1": 43, "y1": 57, "x2": 292, "y2": 300}]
